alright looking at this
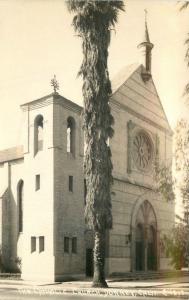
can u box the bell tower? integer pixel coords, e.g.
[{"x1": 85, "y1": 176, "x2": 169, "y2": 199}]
[{"x1": 138, "y1": 10, "x2": 154, "y2": 82}]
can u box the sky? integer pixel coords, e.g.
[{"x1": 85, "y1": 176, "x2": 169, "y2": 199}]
[{"x1": 0, "y1": 0, "x2": 188, "y2": 149}]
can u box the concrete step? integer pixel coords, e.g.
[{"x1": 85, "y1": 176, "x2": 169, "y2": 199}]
[{"x1": 110, "y1": 270, "x2": 189, "y2": 280}]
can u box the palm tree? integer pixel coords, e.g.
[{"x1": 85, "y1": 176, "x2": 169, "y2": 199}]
[
  {"x1": 66, "y1": 0, "x2": 124, "y2": 287},
  {"x1": 179, "y1": 1, "x2": 189, "y2": 11}
]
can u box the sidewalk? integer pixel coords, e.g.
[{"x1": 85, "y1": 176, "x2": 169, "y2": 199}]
[{"x1": 1, "y1": 276, "x2": 189, "y2": 298}]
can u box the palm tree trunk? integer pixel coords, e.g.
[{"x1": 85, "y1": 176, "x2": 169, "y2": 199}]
[
  {"x1": 66, "y1": 0, "x2": 124, "y2": 288},
  {"x1": 92, "y1": 230, "x2": 108, "y2": 288}
]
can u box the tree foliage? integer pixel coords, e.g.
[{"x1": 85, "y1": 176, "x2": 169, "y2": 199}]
[
  {"x1": 175, "y1": 119, "x2": 189, "y2": 171},
  {"x1": 154, "y1": 161, "x2": 175, "y2": 203},
  {"x1": 163, "y1": 223, "x2": 189, "y2": 270},
  {"x1": 66, "y1": 0, "x2": 124, "y2": 231},
  {"x1": 179, "y1": 1, "x2": 189, "y2": 12},
  {"x1": 179, "y1": 1, "x2": 189, "y2": 95},
  {"x1": 175, "y1": 119, "x2": 189, "y2": 222}
]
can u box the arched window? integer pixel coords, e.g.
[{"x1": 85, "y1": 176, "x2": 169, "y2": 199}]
[
  {"x1": 67, "y1": 117, "x2": 75, "y2": 154},
  {"x1": 17, "y1": 180, "x2": 24, "y2": 233},
  {"x1": 34, "y1": 115, "x2": 44, "y2": 154}
]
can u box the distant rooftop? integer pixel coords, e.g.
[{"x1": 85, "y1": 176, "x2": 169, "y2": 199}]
[{"x1": 0, "y1": 145, "x2": 24, "y2": 164}]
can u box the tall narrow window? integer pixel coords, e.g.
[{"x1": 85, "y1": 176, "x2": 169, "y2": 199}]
[
  {"x1": 39, "y1": 236, "x2": 45, "y2": 252},
  {"x1": 64, "y1": 237, "x2": 69, "y2": 253},
  {"x1": 69, "y1": 176, "x2": 73, "y2": 192},
  {"x1": 18, "y1": 180, "x2": 24, "y2": 233},
  {"x1": 67, "y1": 117, "x2": 75, "y2": 154},
  {"x1": 31, "y1": 237, "x2": 36, "y2": 253},
  {"x1": 34, "y1": 115, "x2": 44, "y2": 155},
  {"x1": 35, "y1": 174, "x2": 40, "y2": 191},
  {"x1": 72, "y1": 237, "x2": 77, "y2": 254}
]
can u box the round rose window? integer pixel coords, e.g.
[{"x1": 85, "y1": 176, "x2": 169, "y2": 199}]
[{"x1": 132, "y1": 132, "x2": 153, "y2": 170}]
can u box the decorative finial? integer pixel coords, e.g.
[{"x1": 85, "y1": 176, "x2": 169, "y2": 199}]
[
  {"x1": 51, "y1": 75, "x2": 59, "y2": 94},
  {"x1": 143, "y1": 8, "x2": 151, "y2": 44},
  {"x1": 144, "y1": 9, "x2": 148, "y2": 23},
  {"x1": 137, "y1": 9, "x2": 154, "y2": 82}
]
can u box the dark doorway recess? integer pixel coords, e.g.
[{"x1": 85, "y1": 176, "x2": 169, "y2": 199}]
[
  {"x1": 147, "y1": 226, "x2": 157, "y2": 270},
  {"x1": 134, "y1": 200, "x2": 157, "y2": 272},
  {"x1": 86, "y1": 248, "x2": 93, "y2": 277},
  {"x1": 135, "y1": 224, "x2": 144, "y2": 271}
]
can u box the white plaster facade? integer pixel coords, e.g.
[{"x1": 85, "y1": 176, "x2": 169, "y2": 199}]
[
  {"x1": 0, "y1": 20, "x2": 175, "y2": 279},
  {"x1": 0, "y1": 61, "x2": 174, "y2": 281}
]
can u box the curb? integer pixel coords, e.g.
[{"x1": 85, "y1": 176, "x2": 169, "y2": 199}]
[{"x1": 16, "y1": 286, "x2": 189, "y2": 298}]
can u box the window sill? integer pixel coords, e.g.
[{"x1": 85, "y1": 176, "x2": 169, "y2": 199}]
[{"x1": 67, "y1": 152, "x2": 75, "y2": 159}]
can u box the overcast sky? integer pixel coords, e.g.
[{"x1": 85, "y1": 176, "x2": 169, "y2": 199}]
[{"x1": 0, "y1": 0, "x2": 188, "y2": 149}]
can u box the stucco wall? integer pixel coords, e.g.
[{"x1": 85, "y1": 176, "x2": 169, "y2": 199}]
[
  {"x1": 53, "y1": 101, "x2": 85, "y2": 279},
  {"x1": 21, "y1": 101, "x2": 55, "y2": 281},
  {"x1": 106, "y1": 65, "x2": 174, "y2": 274}
]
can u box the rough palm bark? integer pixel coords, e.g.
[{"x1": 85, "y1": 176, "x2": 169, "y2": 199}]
[{"x1": 66, "y1": 1, "x2": 124, "y2": 287}]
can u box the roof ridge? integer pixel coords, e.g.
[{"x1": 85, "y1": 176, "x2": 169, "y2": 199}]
[{"x1": 111, "y1": 63, "x2": 141, "y2": 94}]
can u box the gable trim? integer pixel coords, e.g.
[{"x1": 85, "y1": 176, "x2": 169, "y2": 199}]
[
  {"x1": 128, "y1": 78, "x2": 162, "y2": 108},
  {"x1": 111, "y1": 63, "x2": 140, "y2": 95},
  {"x1": 111, "y1": 64, "x2": 172, "y2": 133},
  {"x1": 110, "y1": 98, "x2": 173, "y2": 136},
  {"x1": 116, "y1": 89, "x2": 166, "y2": 122},
  {"x1": 131, "y1": 70, "x2": 159, "y2": 98},
  {"x1": 151, "y1": 77, "x2": 172, "y2": 133}
]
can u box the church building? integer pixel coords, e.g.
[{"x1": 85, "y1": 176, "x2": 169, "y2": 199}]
[{"x1": 0, "y1": 21, "x2": 174, "y2": 281}]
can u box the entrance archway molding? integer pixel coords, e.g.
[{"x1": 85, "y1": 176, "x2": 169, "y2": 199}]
[{"x1": 130, "y1": 192, "x2": 160, "y2": 272}]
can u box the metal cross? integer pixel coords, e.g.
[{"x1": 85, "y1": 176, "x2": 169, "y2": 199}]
[{"x1": 51, "y1": 75, "x2": 59, "y2": 93}]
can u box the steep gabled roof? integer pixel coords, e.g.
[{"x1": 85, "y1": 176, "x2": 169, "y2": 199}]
[
  {"x1": 0, "y1": 145, "x2": 24, "y2": 163},
  {"x1": 111, "y1": 63, "x2": 140, "y2": 94},
  {"x1": 111, "y1": 64, "x2": 172, "y2": 134}
]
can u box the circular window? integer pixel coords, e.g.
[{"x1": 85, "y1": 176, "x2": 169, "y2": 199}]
[{"x1": 132, "y1": 131, "x2": 153, "y2": 171}]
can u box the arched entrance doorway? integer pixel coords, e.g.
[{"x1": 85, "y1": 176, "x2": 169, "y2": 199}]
[{"x1": 134, "y1": 200, "x2": 157, "y2": 271}]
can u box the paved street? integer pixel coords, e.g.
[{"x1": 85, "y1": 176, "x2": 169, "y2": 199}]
[{"x1": 0, "y1": 277, "x2": 189, "y2": 299}]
